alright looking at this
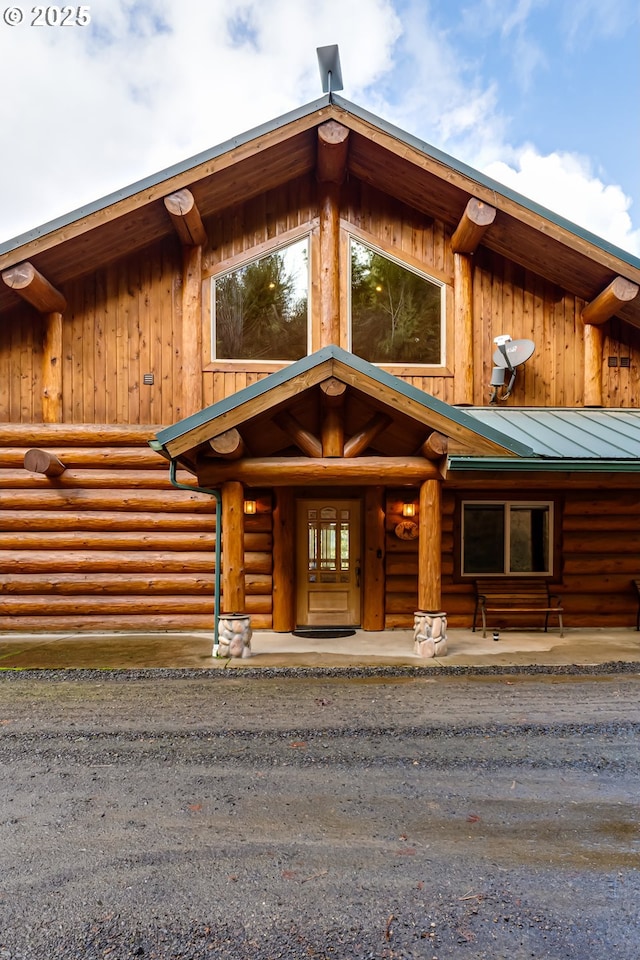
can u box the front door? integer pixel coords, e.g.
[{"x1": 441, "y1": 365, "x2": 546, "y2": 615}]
[{"x1": 296, "y1": 499, "x2": 361, "y2": 627}]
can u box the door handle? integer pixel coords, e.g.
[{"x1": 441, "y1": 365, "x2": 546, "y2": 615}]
[{"x1": 355, "y1": 564, "x2": 361, "y2": 586}]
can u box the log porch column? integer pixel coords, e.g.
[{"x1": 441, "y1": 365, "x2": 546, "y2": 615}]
[
  {"x1": 221, "y1": 480, "x2": 245, "y2": 614},
  {"x1": 272, "y1": 487, "x2": 295, "y2": 631},
  {"x1": 363, "y1": 486, "x2": 385, "y2": 630},
  {"x1": 418, "y1": 478, "x2": 442, "y2": 612},
  {"x1": 414, "y1": 478, "x2": 447, "y2": 655}
]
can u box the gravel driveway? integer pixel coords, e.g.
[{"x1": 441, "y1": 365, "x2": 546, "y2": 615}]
[{"x1": 1, "y1": 669, "x2": 639, "y2": 958}]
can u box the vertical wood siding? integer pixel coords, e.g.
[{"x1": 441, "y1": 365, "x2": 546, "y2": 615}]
[
  {"x1": 0, "y1": 305, "x2": 43, "y2": 422},
  {"x1": 1, "y1": 178, "x2": 638, "y2": 422}
]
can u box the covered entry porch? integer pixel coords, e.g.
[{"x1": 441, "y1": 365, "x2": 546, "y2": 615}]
[{"x1": 151, "y1": 346, "x2": 530, "y2": 636}]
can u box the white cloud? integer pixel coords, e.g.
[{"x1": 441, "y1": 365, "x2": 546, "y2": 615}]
[
  {"x1": 484, "y1": 148, "x2": 640, "y2": 256},
  {"x1": 0, "y1": 0, "x2": 402, "y2": 242},
  {"x1": 0, "y1": 0, "x2": 637, "y2": 261}
]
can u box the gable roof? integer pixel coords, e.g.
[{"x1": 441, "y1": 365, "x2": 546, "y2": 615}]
[
  {"x1": 151, "y1": 345, "x2": 535, "y2": 469},
  {"x1": 2, "y1": 94, "x2": 639, "y2": 329}
]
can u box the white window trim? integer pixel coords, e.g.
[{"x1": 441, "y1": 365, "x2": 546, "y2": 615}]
[
  {"x1": 347, "y1": 234, "x2": 446, "y2": 367},
  {"x1": 461, "y1": 500, "x2": 554, "y2": 577},
  {"x1": 211, "y1": 234, "x2": 312, "y2": 364}
]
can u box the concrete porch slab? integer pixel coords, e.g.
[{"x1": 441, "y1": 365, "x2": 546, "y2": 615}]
[{"x1": 0, "y1": 627, "x2": 639, "y2": 672}]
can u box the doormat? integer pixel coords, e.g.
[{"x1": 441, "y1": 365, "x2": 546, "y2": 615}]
[{"x1": 292, "y1": 628, "x2": 356, "y2": 639}]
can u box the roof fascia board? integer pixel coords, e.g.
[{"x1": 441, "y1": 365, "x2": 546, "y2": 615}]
[
  {"x1": 3, "y1": 92, "x2": 639, "y2": 283},
  {"x1": 331, "y1": 95, "x2": 640, "y2": 277},
  {"x1": 154, "y1": 345, "x2": 535, "y2": 461},
  {"x1": 448, "y1": 456, "x2": 640, "y2": 473},
  {"x1": 158, "y1": 351, "x2": 338, "y2": 459},
  {"x1": 0, "y1": 95, "x2": 333, "y2": 265}
]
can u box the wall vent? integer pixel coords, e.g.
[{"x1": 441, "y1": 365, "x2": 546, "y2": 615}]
[
  {"x1": 607, "y1": 357, "x2": 618, "y2": 367},
  {"x1": 620, "y1": 357, "x2": 631, "y2": 368},
  {"x1": 143, "y1": 373, "x2": 155, "y2": 385}
]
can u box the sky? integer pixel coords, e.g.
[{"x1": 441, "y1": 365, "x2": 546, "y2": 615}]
[{"x1": 0, "y1": 0, "x2": 638, "y2": 256}]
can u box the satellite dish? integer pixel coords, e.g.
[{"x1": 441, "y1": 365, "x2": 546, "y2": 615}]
[
  {"x1": 489, "y1": 337, "x2": 535, "y2": 403},
  {"x1": 492, "y1": 339, "x2": 535, "y2": 369}
]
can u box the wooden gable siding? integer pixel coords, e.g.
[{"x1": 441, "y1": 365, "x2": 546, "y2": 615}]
[
  {"x1": 201, "y1": 175, "x2": 316, "y2": 406},
  {"x1": 0, "y1": 306, "x2": 44, "y2": 423},
  {"x1": 473, "y1": 249, "x2": 640, "y2": 407},
  {"x1": 62, "y1": 237, "x2": 182, "y2": 425},
  {"x1": 1, "y1": 175, "x2": 638, "y2": 425}
]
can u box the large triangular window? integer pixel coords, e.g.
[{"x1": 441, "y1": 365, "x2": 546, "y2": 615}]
[
  {"x1": 350, "y1": 239, "x2": 444, "y2": 365},
  {"x1": 213, "y1": 237, "x2": 309, "y2": 362}
]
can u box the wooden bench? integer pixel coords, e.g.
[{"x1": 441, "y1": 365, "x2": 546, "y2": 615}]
[
  {"x1": 634, "y1": 580, "x2": 640, "y2": 631},
  {"x1": 473, "y1": 578, "x2": 564, "y2": 637}
]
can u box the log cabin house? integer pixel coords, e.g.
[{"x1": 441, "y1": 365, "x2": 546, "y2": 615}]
[{"x1": 1, "y1": 91, "x2": 639, "y2": 639}]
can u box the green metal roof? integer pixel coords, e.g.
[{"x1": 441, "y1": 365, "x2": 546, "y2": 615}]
[
  {"x1": 449, "y1": 408, "x2": 640, "y2": 472},
  {"x1": 153, "y1": 345, "x2": 535, "y2": 458}
]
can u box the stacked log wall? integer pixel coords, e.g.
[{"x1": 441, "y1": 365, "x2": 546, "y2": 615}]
[
  {"x1": 559, "y1": 491, "x2": 639, "y2": 627},
  {"x1": 0, "y1": 425, "x2": 273, "y2": 632},
  {"x1": 384, "y1": 490, "x2": 418, "y2": 628},
  {"x1": 384, "y1": 487, "x2": 640, "y2": 629}
]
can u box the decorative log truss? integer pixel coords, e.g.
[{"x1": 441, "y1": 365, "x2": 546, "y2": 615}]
[{"x1": 200, "y1": 377, "x2": 450, "y2": 487}]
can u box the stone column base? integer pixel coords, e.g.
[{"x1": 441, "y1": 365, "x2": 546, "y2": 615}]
[
  {"x1": 216, "y1": 613, "x2": 252, "y2": 658},
  {"x1": 413, "y1": 610, "x2": 448, "y2": 658}
]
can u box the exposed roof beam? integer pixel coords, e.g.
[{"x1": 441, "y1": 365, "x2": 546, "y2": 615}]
[
  {"x1": 419, "y1": 431, "x2": 449, "y2": 460},
  {"x1": 23, "y1": 449, "x2": 66, "y2": 476},
  {"x1": 274, "y1": 411, "x2": 323, "y2": 458},
  {"x1": 163, "y1": 188, "x2": 208, "y2": 246},
  {"x1": 451, "y1": 198, "x2": 497, "y2": 254},
  {"x1": 344, "y1": 412, "x2": 392, "y2": 458},
  {"x1": 208, "y1": 428, "x2": 247, "y2": 460},
  {"x1": 320, "y1": 377, "x2": 346, "y2": 457},
  {"x1": 198, "y1": 456, "x2": 440, "y2": 487},
  {"x1": 581, "y1": 276, "x2": 639, "y2": 326},
  {"x1": 316, "y1": 120, "x2": 349, "y2": 184},
  {"x1": 2, "y1": 261, "x2": 66, "y2": 313}
]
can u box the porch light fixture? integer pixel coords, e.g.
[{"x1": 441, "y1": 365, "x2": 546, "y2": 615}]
[
  {"x1": 243, "y1": 500, "x2": 257, "y2": 515},
  {"x1": 402, "y1": 501, "x2": 416, "y2": 518}
]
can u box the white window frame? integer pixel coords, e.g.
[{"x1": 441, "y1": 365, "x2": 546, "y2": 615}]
[
  {"x1": 461, "y1": 500, "x2": 554, "y2": 577},
  {"x1": 211, "y1": 234, "x2": 311, "y2": 365}
]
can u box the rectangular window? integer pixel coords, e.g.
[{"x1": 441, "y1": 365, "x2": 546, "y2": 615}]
[
  {"x1": 213, "y1": 237, "x2": 309, "y2": 362},
  {"x1": 349, "y1": 238, "x2": 444, "y2": 365},
  {"x1": 462, "y1": 502, "x2": 552, "y2": 575}
]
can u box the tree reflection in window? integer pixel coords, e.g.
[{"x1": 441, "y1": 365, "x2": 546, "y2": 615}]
[
  {"x1": 350, "y1": 239, "x2": 442, "y2": 364},
  {"x1": 214, "y1": 238, "x2": 309, "y2": 361}
]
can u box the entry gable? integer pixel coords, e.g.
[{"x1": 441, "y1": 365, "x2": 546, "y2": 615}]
[{"x1": 152, "y1": 345, "x2": 534, "y2": 478}]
